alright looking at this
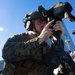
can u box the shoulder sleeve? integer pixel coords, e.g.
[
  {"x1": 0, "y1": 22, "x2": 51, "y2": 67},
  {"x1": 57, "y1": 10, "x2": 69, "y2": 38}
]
[{"x1": 2, "y1": 34, "x2": 42, "y2": 63}]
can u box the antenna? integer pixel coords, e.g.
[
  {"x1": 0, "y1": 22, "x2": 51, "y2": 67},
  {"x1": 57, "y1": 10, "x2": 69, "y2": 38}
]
[{"x1": 65, "y1": 36, "x2": 71, "y2": 53}]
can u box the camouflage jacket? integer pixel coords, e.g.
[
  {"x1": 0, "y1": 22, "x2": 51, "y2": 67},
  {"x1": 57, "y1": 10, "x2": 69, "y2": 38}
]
[{"x1": 2, "y1": 33, "x2": 59, "y2": 75}]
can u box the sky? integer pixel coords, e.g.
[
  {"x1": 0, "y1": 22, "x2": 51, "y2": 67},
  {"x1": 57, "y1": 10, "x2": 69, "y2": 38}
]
[{"x1": 0, "y1": 0, "x2": 75, "y2": 60}]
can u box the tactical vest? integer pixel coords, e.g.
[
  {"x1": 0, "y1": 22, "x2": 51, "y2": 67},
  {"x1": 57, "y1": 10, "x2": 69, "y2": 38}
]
[{"x1": 14, "y1": 59, "x2": 47, "y2": 75}]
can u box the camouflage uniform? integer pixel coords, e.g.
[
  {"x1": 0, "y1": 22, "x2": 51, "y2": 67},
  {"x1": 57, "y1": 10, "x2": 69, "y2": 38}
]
[{"x1": 2, "y1": 33, "x2": 57, "y2": 75}]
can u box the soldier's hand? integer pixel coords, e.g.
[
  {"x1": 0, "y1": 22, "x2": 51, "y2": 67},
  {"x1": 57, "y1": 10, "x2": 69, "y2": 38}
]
[
  {"x1": 38, "y1": 20, "x2": 54, "y2": 44},
  {"x1": 53, "y1": 21, "x2": 65, "y2": 38}
]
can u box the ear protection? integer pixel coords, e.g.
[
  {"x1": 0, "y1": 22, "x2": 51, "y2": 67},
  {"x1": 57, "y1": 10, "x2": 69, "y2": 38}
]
[
  {"x1": 23, "y1": 14, "x2": 33, "y2": 31},
  {"x1": 25, "y1": 20, "x2": 33, "y2": 31}
]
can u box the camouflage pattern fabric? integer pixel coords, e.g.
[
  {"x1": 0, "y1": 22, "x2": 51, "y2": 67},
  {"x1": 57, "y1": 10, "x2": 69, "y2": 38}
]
[{"x1": 2, "y1": 33, "x2": 57, "y2": 75}]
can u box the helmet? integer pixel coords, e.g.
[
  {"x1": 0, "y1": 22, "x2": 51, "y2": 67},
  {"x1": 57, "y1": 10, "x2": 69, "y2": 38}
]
[{"x1": 23, "y1": 11, "x2": 43, "y2": 31}]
